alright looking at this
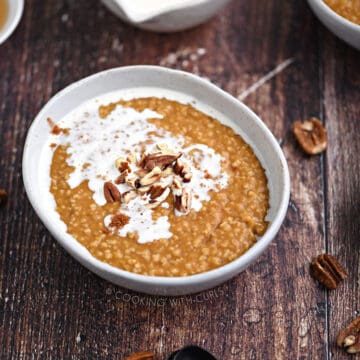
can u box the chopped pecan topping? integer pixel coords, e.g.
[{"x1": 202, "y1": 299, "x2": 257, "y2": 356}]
[
  {"x1": 310, "y1": 253, "x2": 347, "y2": 289},
  {"x1": 135, "y1": 168, "x2": 149, "y2": 178},
  {"x1": 126, "y1": 175, "x2": 140, "y2": 189},
  {"x1": 161, "y1": 167, "x2": 174, "y2": 178},
  {"x1": 293, "y1": 118, "x2": 327, "y2": 155},
  {"x1": 337, "y1": 317, "x2": 360, "y2": 354},
  {"x1": 171, "y1": 177, "x2": 183, "y2": 194},
  {"x1": 115, "y1": 170, "x2": 128, "y2": 184},
  {"x1": 0, "y1": 189, "x2": 8, "y2": 206},
  {"x1": 115, "y1": 157, "x2": 131, "y2": 172},
  {"x1": 122, "y1": 190, "x2": 137, "y2": 204},
  {"x1": 139, "y1": 167, "x2": 162, "y2": 186},
  {"x1": 146, "y1": 188, "x2": 170, "y2": 209},
  {"x1": 174, "y1": 159, "x2": 192, "y2": 182},
  {"x1": 182, "y1": 171, "x2": 192, "y2": 183},
  {"x1": 174, "y1": 159, "x2": 184, "y2": 175},
  {"x1": 147, "y1": 184, "x2": 167, "y2": 200},
  {"x1": 137, "y1": 185, "x2": 152, "y2": 195},
  {"x1": 110, "y1": 143, "x2": 195, "y2": 214},
  {"x1": 142, "y1": 153, "x2": 181, "y2": 170},
  {"x1": 103, "y1": 182, "x2": 121, "y2": 203},
  {"x1": 123, "y1": 351, "x2": 154, "y2": 360},
  {"x1": 174, "y1": 187, "x2": 192, "y2": 214},
  {"x1": 109, "y1": 213, "x2": 129, "y2": 228}
]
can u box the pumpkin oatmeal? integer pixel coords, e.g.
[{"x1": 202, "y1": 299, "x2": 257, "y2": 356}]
[
  {"x1": 49, "y1": 96, "x2": 269, "y2": 276},
  {"x1": 323, "y1": 0, "x2": 360, "y2": 25}
]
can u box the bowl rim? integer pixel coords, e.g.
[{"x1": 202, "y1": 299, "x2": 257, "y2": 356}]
[
  {"x1": 23, "y1": 65, "x2": 290, "y2": 286},
  {"x1": 0, "y1": 0, "x2": 24, "y2": 45},
  {"x1": 308, "y1": 0, "x2": 360, "y2": 30}
]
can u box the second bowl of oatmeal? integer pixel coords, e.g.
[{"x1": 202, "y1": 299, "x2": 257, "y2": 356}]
[
  {"x1": 307, "y1": 0, "x2": 360, "y2": 49},
  {"x1": 23, "y1": 66, "x2": 290, "y2": 296}
]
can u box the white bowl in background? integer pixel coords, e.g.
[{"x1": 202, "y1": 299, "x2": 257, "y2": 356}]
[
  {"x1": 101, "y1": 0, "x2": 232, "y2": 32},
  {"x1": 23, "y1": 66, "x2": 290, "y2": 296},
  {"x1": 0, "y1": 0, "x2": 24, "y2": 45},
  {"x1": 308, "y1": 0, "x2": 360, "y2": 50}
]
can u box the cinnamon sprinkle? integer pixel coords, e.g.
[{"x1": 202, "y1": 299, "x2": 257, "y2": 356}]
[
  {"x1": 109, "y1": 213, "x2": 129, "y2": 229},
  {"x1": 47, "y1": 117, "x2": 69, "y2": 135}
]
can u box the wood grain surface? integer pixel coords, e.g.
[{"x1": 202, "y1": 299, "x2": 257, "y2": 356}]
[{"x1": 0, "y1": 0, "x2": 359, "y2": 359}]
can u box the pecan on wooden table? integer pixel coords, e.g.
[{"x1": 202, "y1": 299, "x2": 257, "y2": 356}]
[
  {"x1": 337, "y1": 316, "x2": 360, "y2": 354},
  {"x1": 293, "y1": 117, "x2": 327, "y2": 155},
  {"x1": 310, "y1": 253, "x2": 347, "y2": 289}
]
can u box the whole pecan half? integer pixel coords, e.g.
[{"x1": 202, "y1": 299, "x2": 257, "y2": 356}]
[
  {"x1": 310, "y1": 253, "x2": 347, "y2": 289},
  {"x1": 123, "y1": 351, "x2": 154, "y2": 360},
  {"x1": 0, "y1": 189, "x2": 8, "y2": 206},
  {"x1": 337, "y1": 316, "x2": 360, "y2": 354},
  {"x1": 103, "y1": 182, "x2": 121, "y2": 203},
  {"x1": 293, "y1": 117, "x2": 327, "y2": 155}
]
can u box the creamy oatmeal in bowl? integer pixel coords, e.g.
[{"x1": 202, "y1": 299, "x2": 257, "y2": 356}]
[{"x1": 23, "y1": 66, "x2": 289, "y2": 295}]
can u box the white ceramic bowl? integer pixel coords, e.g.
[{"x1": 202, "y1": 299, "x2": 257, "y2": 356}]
[
  {"x1": 23, "y1": 66, "x2": 290, "y2": 296},
  {"x1": 101, "y1": 0, "x2": 232, "y2": 32},
  {"x1": 0, "y1": 0, "x2": 24, "y2": 45},
  {"x1": 308, "y1": 0, "x2": 360, "y2": 50}
]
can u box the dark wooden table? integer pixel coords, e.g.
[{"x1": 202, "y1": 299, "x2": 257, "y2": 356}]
[{"x1": 0, "y1": 0, "x2": 359, "y2": 359}]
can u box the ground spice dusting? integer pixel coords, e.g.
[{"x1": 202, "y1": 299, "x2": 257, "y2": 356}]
[
  {"x1": 109, "y1": 213, "x2": 130, "y2": 229},
  {"x1": 47, "y1": 117, "x2": 69, "y2": 135}
]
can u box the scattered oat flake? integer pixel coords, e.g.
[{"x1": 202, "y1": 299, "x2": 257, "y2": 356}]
[
  {"x1": 159, "y1": 47, "x2": 207, "y2": 71},
  {"x1": 76, "y1": 333, "x2": 81, "y2": 343}
]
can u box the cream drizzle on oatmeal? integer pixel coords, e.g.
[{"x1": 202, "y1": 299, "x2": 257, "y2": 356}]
[{"x1": 51, "y1": 99, "x2": 228, "y2": 243}]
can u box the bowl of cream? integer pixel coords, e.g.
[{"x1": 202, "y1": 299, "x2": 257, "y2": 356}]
[{"x1": 101, "y1": 0, "x2": 232, "y2": 32}]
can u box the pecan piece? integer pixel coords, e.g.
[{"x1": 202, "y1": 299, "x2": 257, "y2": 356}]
[
  {"x1": 140, "y1": 167, "x2": 162, "y2": 186},
  {"x1": 171, "y1": 176, "x2": 183, "y2": 195},
  {"x1": 115, "y1": 157, "x2": 131, "y2": 172},
  {"x1": 146, "y1": 187, "x2": 170, "y2": 209},
  {"x1": 174, "y1": 187, "x2": 192, "y2": 214},
  {"x1": 174, "y1": 159, "x2": 184, "y2": 175},
  {"x1": 174, "y1": 159, "x2": 192, "y2": 182},
  {"x1": 122, "y1": 190, "x2": 137, "y2": 204},
  {"x1": 147, "y1": 184, "x2": 167, "y2": 200},
  {"x1": 337, "y1": 316, "x2": 360, "y2": 354},
  {"x1": 161, "y1": 166, "x2": 174, "y2": 178},
  {"x1": 123, "y1": 351, "x2": 154, "y2": 360},
  {"x1": 126, "y1": 175, "x2": 140, "y2": 189},
  {"x1": 137, "y1": 185, "x2": 152, "y2": 195},
  {"x1": 293, "y1": 117, "x2": 327, "y2": 155},
  {"x1": 310, "y1": 253, "x2": 347, "y2": 289},
  {"x1": 103, "y1": 182, "x2": 121, "y2": 203},
  {"x1": 143, "y1": 153, "x2": 181, "y2": 170},
  {"x1": 182, "y1": 169, "x2": 192, "y2": 183},
  {"x1": 115, "y1": 170, "x2": 128, "y2": 184},
  {"x1": 0, "y1": 189, "x2": 8, "y2": 206}
]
